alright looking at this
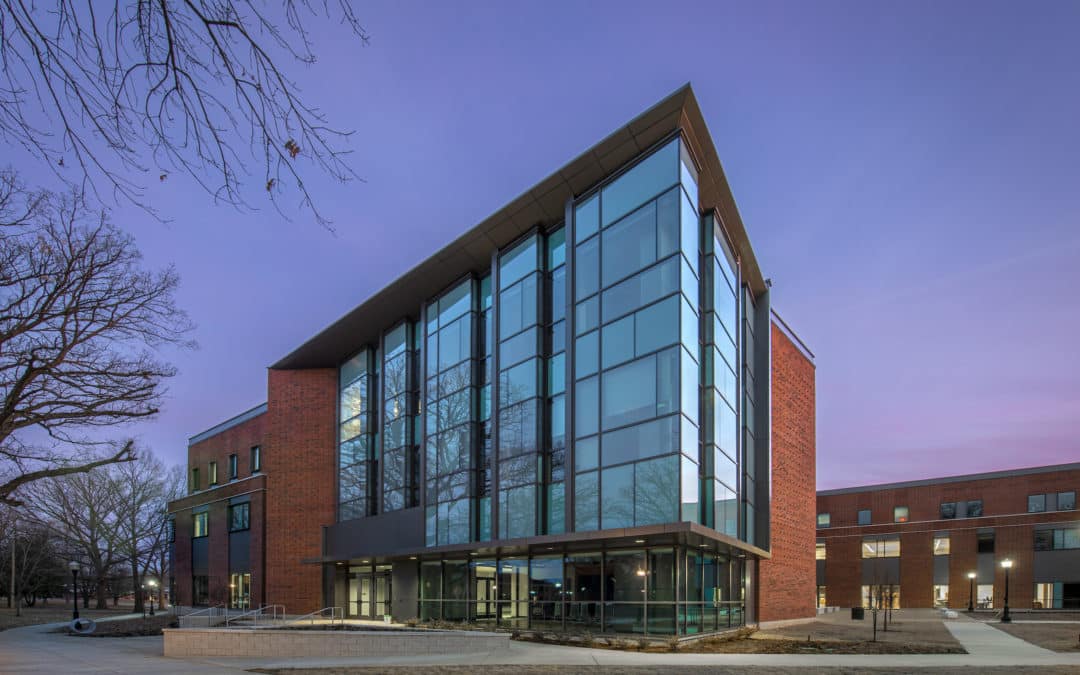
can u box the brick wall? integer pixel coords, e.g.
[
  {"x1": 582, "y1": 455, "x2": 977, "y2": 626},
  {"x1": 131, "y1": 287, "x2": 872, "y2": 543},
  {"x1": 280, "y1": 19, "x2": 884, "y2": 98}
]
[
  {"x1": 264, "y1": 368, "x2": 337, "y2": 613},
  {"x1": 168, "y1": 410, "x2": 267, "y2": 608},
  {"x1": 759, "y1": 322, "x2": 817, "y2": 622},
  {"x1": 187, "y1": 411, "x2": 266, "y2": 491}
]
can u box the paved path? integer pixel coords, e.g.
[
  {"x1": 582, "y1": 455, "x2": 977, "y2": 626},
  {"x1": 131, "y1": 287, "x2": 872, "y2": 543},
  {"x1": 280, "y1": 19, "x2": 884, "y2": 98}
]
[
  {"x1": 943, "y1": 616, "x2": 1057, "y2": 659},
  {"x1": 1, "y1": 614, "x2": 1079, "y2": 673}
]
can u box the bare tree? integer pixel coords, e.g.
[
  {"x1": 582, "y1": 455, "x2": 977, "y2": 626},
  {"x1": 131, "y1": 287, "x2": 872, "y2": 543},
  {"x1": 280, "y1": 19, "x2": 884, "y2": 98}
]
[
  {"x1": 114, "y1": 454, "x2": 182, "y2": 612},
  {"x1": 0, "y1": 1, "x2": 368, "y2": 225},
  {"x1": 28, "y1": 466, "x2": 123, "y2": 609},
  {"x1": 0, "y1": 515, "x2": 66, "y2": 608},
  {"x1": 0, "y1": 170, "x2": 194, "y2": 506}
]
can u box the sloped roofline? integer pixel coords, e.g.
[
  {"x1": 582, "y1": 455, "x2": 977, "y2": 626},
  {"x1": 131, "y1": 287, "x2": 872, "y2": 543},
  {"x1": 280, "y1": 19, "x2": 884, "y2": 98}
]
[{"x1": 272, "y1": 83, "x2": 765, "y2": 370}]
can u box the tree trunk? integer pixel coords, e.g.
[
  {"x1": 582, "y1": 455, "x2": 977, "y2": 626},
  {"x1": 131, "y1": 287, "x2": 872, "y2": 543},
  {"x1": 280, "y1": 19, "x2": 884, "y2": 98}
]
[
  {"x1": 132, "y1": 563, "x2": 143, "y2": 613},
  {"x1": 95, "y1": 577, "x2": 107, "y2": 609}
]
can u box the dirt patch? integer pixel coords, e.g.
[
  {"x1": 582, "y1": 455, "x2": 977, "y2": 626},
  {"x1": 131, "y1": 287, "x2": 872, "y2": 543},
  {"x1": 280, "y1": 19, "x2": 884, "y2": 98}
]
[
  {"x1": 992, "y1": 621, "x2": 1080, "y2": 652},
  {"x1": 759, "y1": 610, "x2": 963, "y2": 650},
  {"x1": 514, "y1": 617, "x2": 963, "y2": 655}
]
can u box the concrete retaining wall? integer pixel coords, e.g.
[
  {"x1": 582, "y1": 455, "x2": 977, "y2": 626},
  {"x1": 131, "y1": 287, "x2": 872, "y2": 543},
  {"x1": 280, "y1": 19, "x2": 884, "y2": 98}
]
[{"x1": 162, "y1": 628, "x2": 510, "y2": 658}]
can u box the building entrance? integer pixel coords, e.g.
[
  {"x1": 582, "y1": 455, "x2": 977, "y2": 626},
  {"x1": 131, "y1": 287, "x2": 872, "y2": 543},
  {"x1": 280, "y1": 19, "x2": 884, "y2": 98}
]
[{"x1": 348, "y1": 565, "x2": 392, "y2": 618}]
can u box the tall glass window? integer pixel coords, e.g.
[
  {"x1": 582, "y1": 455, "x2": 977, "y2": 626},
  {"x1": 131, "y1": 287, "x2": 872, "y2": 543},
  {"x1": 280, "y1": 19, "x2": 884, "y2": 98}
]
[
  {"x1": 382, "y1": 322, "x2": 418, "y2": 512},
  {"x1": 339, "y1": 349, "x2": 373, "y2": 520},
  {"x1": 497, "y1": 235, "x2": 541, "y2": 540},
  {"x1": 571, "y1": 136, "x2": 701, "y2": 532},
  {"x1": 425, "y1": 279, "x2": 477, "y2": 545},
  {"x1": 545, "y1": 227, "x2": 567, "y2": 535},
  {"x1": 701, "y1": 213, "x2": 739, "y2": 536},
  {"x1": 477, "y1": 275, "x2": 493, "y2": 541}
]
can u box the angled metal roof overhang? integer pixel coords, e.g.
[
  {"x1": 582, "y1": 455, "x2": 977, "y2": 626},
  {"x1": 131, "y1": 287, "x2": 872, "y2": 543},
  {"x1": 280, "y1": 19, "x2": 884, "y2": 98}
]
[{"x1": 273, "y1": 83, "x2": 765, "y2": 370}]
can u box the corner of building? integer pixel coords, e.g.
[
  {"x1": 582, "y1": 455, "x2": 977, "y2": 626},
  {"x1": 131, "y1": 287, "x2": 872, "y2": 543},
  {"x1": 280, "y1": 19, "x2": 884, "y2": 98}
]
[{"x1": 758, "y1": 317, "x2": 817, "y2": 622}]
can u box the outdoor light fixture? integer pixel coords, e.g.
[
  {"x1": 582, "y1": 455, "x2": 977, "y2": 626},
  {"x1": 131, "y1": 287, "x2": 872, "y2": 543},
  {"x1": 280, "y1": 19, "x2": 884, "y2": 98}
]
[
  {"x1": 967, "y1": 571, "x2": 976, "y2": 612},
  {"x1": 1000, "y1": 559, "x2": 1013, "y2": 623},
  {"x1": 148, "y1": 579, "x2": 157, "y2": 616},
  {"x1": 68, "y1": 561, "x2": 81, "y2": 621},
  {"x1": 636, "y1": 569, "x2": 646, "y2": 577},
  {"x1": 634, "y1": 539, "x2": 645, "y2": 544}
]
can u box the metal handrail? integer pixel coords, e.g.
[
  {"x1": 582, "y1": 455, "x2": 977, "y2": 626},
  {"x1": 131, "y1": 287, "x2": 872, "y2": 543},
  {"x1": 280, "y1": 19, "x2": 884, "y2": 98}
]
[
  {"x1": 280, "y1": 606, "x2": 344, "y2": 628},
  {"x1": 224, "y1": 604, "x2": 286, "y2": 627},
  {"x1": 178, "y1": 605, "x2": 227, "y2": 628}
]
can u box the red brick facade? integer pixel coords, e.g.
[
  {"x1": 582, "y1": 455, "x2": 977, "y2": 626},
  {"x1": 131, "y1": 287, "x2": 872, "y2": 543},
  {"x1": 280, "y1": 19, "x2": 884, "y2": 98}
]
[
  {"x1": 758, "y1": 322, "x2": 817, "y2": 622},
  {"x1": 818, "y1": 465, "x2": 1080, "y2": 609},
  {"x1": 264, "y1": 368, "x2": 337, "y2": 614},
  {"x1": 168, "y1": 408, "x2": 266, "y2": 608}
]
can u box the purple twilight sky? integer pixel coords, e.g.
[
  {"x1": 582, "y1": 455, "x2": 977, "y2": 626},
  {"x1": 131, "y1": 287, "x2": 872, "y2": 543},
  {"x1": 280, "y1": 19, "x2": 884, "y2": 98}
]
[{"x1": 11, "y1": 1, "x2": 1079, "y2": 490}]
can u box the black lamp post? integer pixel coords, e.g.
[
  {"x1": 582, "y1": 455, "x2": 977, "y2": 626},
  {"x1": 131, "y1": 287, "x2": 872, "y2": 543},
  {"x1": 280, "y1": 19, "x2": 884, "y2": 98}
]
[
  {"x1": 1001, "y1": 559, "x2": 1013, "y2": 623},
  {"x1": 68, "y1": 561, "x2": 81, "y2": 621},
  {"x1": 148, "y1": 579, "x2": 157, "y2": 616},
  {"x1": 967, "y1": 571, "x2": 976, "y2": 612}
]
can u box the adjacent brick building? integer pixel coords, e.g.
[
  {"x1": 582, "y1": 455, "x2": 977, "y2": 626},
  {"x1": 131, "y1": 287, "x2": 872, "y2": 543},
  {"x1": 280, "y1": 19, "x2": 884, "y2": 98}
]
[
  {"x1": 168, "y1": 84, "x2": 819, "y2": 632},
  {"x1": 168, "y1": 404, "x2": 266, "y2": 609},
  {"x1": 816, "y1": 463, "x2": 1080, "y2": 610}
]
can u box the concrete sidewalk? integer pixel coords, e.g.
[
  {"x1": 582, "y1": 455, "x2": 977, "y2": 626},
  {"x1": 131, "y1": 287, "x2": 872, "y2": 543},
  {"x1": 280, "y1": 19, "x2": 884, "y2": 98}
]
[{"x1": 1, "y1": 613, "x2": 1078, "y2": 673}]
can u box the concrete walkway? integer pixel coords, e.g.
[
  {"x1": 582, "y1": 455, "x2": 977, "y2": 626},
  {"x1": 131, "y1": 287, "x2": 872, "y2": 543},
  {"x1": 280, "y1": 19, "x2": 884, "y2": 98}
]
[
  {"x1": 944, "y1": 616, "x2": 1057, "y2": 658},
  {"x1": 0, "y1": 613, "x2": 1078, "y2": 673}
]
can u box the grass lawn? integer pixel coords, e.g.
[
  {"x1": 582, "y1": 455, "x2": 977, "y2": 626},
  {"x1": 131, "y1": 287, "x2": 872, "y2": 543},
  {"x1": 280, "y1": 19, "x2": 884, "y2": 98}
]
[{"x1": 0, "y1": 605, "x2": 134, "y2": 631}]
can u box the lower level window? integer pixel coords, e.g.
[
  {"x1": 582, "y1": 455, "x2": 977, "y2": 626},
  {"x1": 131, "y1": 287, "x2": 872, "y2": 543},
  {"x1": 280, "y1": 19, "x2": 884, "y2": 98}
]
[
  {"x1": 816, "y1": 586, "x2": 826, "y2": 608},
  {"x1": 229, "y1": 572, "x2": 252, "y2": 609},
  {"x1": 192, "y1": 575, "x2": 209, "y2": 606},
  {"x1": 933, "y1": 584, "x2": 949, "y2": 608},
  {"x1": 861, "y1": 584, "x2": 900, "y2": 609},
  {"x1": 976, "y1": 583, "x2": 994, "y2": 609}
]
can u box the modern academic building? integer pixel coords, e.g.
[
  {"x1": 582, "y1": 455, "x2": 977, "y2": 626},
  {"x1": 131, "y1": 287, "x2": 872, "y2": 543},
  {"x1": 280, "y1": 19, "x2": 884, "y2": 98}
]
[
  {"x1": 816, "y1": 462, "x2": 1080, "y2": 611},
  {"x1": 167, "y1": 84, "x2": 818, "y2": 635}
]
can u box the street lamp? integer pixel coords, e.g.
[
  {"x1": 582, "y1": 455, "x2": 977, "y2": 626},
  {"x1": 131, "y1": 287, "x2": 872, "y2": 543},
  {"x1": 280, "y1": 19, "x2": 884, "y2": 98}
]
[
  {"x1": 148, "y1": 579, "x2": 157, "y2": 616},
  {"x1": 967, "y1": 572, "x2": 976, "y2": 612},
  {"x1": 68, "y1": 561, "x2": 81, "y2": 621},
  {"x1": 1000, "y1": 559, "x2": 1013, "y2": 623}
]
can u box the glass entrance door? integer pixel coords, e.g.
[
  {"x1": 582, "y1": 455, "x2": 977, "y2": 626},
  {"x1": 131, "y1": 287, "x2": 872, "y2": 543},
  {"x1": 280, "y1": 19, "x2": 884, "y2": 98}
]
[{"x1": 348, "y1": 566, "x2": 392, "y2": 618}]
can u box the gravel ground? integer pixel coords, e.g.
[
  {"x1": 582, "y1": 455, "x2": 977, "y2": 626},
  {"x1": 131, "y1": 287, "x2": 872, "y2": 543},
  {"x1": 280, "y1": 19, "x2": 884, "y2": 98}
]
[
  {"x1": 251, "y1": 666, "x2": 1080, "y2": 675},
  {"x1": 991, "y1": 622, "x2": 1080, "y2": 652}
]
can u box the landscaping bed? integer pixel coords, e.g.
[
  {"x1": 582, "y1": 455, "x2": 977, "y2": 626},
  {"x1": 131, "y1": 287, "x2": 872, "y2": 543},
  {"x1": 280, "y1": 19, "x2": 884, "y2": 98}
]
[{"x1": 60, "y1": 613, "x2": 176, "y2": 637}]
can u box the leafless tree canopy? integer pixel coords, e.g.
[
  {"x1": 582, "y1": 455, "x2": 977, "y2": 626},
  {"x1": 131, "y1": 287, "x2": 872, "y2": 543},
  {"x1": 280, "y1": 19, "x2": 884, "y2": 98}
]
[
  {"x1": 0, "y1": 170, "x2": 194, "y2": 505},
  {"x1": 0, "y1": 1, "x2": 368, "y2": 224}
]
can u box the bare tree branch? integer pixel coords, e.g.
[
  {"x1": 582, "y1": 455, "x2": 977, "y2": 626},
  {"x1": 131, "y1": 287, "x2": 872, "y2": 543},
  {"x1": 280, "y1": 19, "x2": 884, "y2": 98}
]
[
  {"x1": 0, "y1": 1, "x2": 368, "y2": 227},
  {"x1": 0, "y1": 169, "x2": 194, "y2": 506}
]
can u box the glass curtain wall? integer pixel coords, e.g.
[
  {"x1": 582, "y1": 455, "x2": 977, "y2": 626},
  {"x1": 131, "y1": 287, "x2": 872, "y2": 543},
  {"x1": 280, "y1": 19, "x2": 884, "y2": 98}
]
[
  {"x1": 339, "y1": 349, "x2": 374, "y2": 520},
  {"x1": 571, "y1": 136, "x2": 701, "y2": 532},
  {"x1": 701, "y1": 214, "x2": 739, "y2": 536},
  {"x1": 382, "y1": 322, "x2": 419, "y2": 511},
  {"x1": 545, "y1": 227, "x2": 567, "y2": 535},
  {"x1": 415, "y1": 546, "x2": 744, "y2": 635},
  {"x1": 425, "y1": 280, "x2": 477, "y2": 545},
  {"x1": 495, "y1": 235, "x2": 542, "y2": 540}
]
